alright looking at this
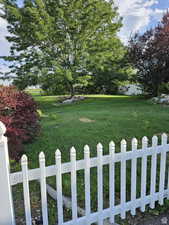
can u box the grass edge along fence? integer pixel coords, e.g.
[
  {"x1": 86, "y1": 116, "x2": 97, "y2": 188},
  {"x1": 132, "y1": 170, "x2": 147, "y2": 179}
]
[{"x1": 0, "y1": 121, "x2": 169, "y2": 225}]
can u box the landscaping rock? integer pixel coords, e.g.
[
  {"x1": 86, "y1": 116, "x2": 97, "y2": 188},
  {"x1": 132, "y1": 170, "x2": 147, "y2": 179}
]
[
  {"x1": 161, "y1": 217, "x2": 168, "y2": 224},
  {"x1": 79, "y1": 96, "x2": 85, "y2": 100},
  {"x1": 151, "y1": 94, "x2": 169, "y2": 104},
  {"x1": 62, "y1": 98, "x2": 74, "y2": 104},
  {"x1": 62, "y1": 96, "x2": 85, "y2": 104}
]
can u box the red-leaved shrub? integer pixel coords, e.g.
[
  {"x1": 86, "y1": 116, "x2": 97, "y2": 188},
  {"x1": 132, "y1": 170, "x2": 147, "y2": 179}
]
[{"x1": 0, "y1": 86, "x2": 40, "y2": 160}]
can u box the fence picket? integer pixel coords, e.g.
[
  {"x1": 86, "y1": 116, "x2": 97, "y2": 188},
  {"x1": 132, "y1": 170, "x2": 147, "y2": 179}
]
[
  {"x1": 70, "y1": 147, "x2": 78, "y2": 221},
  {"x1": 55, "y1": 149, "x2": 64, "y2": 225},
  {"x1": 97, "y1": 143, "x2": 103, "y2": 225},
  {"x1": 168, "y1": 163, "x2": 169, "y2": 199},
  {"x1": 159, "y1": 133, "x2": 167, "y2": 205},
  {"x1": 131, "y1": 138, "x2": 137, "y2": 216},
  {"x1": 120, "y1": 139, "x2": 127, "y2": 219},
  {"x1": 0, "y1": 122, "x2": 15, "y2": 225},
  {"x1": 141, "y1": 136, "x2": 148, "y2": 212},
  {"x1": 150, "y1": 136, "x2": 158, "y2": 209},
  {"x1": 109, "y1": 141, "x2": 115, "y2": 223},
  {"x1": 168, "y1": 166, "x2": 169, "y2": 199},
  {"x1": 21, "y1": 155, "x2": 32, "y2": 225},
  {"x1": 84, "y1": 145, "x2": 91, "y2": 224},
  {"x1": 39, "y1": 152, "x2": 48, "y2": 225},
  {"x1": 2, "y1": 118, "x2": 169, "y2": 225}
]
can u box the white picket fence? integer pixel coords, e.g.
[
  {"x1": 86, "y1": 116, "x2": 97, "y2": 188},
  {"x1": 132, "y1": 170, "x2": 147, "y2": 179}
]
[{"x1": 1, "y1": 121, "x2": 169, "y2": 225}]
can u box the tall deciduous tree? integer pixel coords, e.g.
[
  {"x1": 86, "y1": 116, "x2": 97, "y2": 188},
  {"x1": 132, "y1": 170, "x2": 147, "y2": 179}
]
[
  {"x1": 1, "y1": 0, "x2": 124, "y2": 95},
  {"x1": 128, "y1": 12, "x2": 169, "y2": 96}
]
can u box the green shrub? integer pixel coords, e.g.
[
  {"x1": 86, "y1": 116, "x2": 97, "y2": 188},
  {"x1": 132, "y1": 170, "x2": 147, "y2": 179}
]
[{"x1": 159, "y1": 82, "x2": 169, "y2": 95}]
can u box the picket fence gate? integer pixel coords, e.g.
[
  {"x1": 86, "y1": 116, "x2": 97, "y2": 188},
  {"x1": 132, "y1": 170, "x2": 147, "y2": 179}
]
[{"x1": 1, "y1": 121, "x2": 169, "y2": 225}]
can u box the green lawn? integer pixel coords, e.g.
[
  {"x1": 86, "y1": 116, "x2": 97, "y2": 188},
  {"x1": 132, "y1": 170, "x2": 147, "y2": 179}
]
[
  {"x1": 13, "y1": 94, "x2": 169, "y2": 224},
  {"x1": 26, "y1": 94, "x2": 169, "y2": 164}
]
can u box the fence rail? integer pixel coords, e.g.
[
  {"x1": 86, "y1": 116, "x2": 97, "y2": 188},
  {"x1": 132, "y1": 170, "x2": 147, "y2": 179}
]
[{"x1": 0, "y1": 121, "x2": 169, "y2": 225}]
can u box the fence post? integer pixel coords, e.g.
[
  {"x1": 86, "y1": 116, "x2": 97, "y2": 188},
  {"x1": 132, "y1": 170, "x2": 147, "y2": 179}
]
[{"x1": 0, "y1": 122, "x2": 15, "y2": 225}]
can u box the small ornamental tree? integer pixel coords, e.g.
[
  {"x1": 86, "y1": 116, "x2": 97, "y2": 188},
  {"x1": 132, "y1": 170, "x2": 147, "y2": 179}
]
[
  {"x1": 128, "y1": 12, "x2": 169, "y2": 96},
  {"x1": 0, "y1": 86, "x2": 40, "y2": 160}
]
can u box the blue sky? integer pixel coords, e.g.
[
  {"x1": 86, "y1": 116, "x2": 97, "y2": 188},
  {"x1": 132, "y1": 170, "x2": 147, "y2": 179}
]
[
  {"x1": 17, "y1": 0, "x2": 23, "y2": 7},
  {"x1": 0, "y1": 0, "x2": 169, "y2": 73},
  {"x1": 152, "y1": 0, "x2": 169, "y2": 9},
  {"x1": 115, "y1": 0, "x2": 169, "y2": 43}
]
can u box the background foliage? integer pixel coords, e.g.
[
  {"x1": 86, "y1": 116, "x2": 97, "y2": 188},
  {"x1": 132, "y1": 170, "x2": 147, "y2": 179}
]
[
  {"x1": 1, "y1": 0, "x2": 131, "y2": 95},
  {"x1": 128, "y1": 12, "x2": 169, "y2": 96}
]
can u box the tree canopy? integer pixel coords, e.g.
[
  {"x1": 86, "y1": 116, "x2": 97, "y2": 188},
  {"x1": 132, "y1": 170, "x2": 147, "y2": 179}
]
[
  {"x1": 128, "y1": 11, "x2": 169, "y2": 96},
  {"x1": 1, "y1": 0, "x2": 128, "y2": 95}
]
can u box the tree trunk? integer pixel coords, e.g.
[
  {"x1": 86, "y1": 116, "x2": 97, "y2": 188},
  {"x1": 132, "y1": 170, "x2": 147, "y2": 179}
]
[
  {"x1": 153, "y1": 83, "x2": 160, "y2": 97},
  {"x1": 69, "y1": 83, "x2": 75, "y2": 97}
]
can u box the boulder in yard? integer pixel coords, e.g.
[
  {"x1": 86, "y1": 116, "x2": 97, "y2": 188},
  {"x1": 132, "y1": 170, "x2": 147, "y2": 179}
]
[
  {"x1": 62, "y1": 98, "x2": 74, "y2": 104},
  {"x1": 151, "y1": 94, "x2": 169, "y2": 104},
  {"x1": 61, "y1": 96, "x2": 85, "y2": 104}
]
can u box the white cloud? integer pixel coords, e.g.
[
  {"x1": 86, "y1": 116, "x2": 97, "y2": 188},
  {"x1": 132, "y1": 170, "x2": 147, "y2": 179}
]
[
  {"x1": 0, "y1": 63, "x2": 10, "y2": 74},
  {"x1": 143, "y1": 0, "x2": 158, "y2": 7},
  {"x1": 0, "y1": 3, "x2": 11, "y2": 56},
  {"x1": 0, "y1": 16, "x2": 12, "y2": 84},
  {"x1": 0, "y1": 62, "x2": 12, "y2": 85},
  {"x1": 115, "y1": 0, "x2": 165, "y2": 44},
  {"x1": 0, "y1": 0, "x2": 166, "y2": 59},
  {"x1": 0, "y1": 17, "x2": 11, "y2": 56}
]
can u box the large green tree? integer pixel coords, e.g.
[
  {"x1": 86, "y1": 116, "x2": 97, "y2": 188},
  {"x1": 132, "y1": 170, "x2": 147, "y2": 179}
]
[
  {"x1": 87, "y1": 41, "x2": 131, "y2": 94},
  {"x1": 2, "y1": 0, "x2": 124, "y2": 95}
]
